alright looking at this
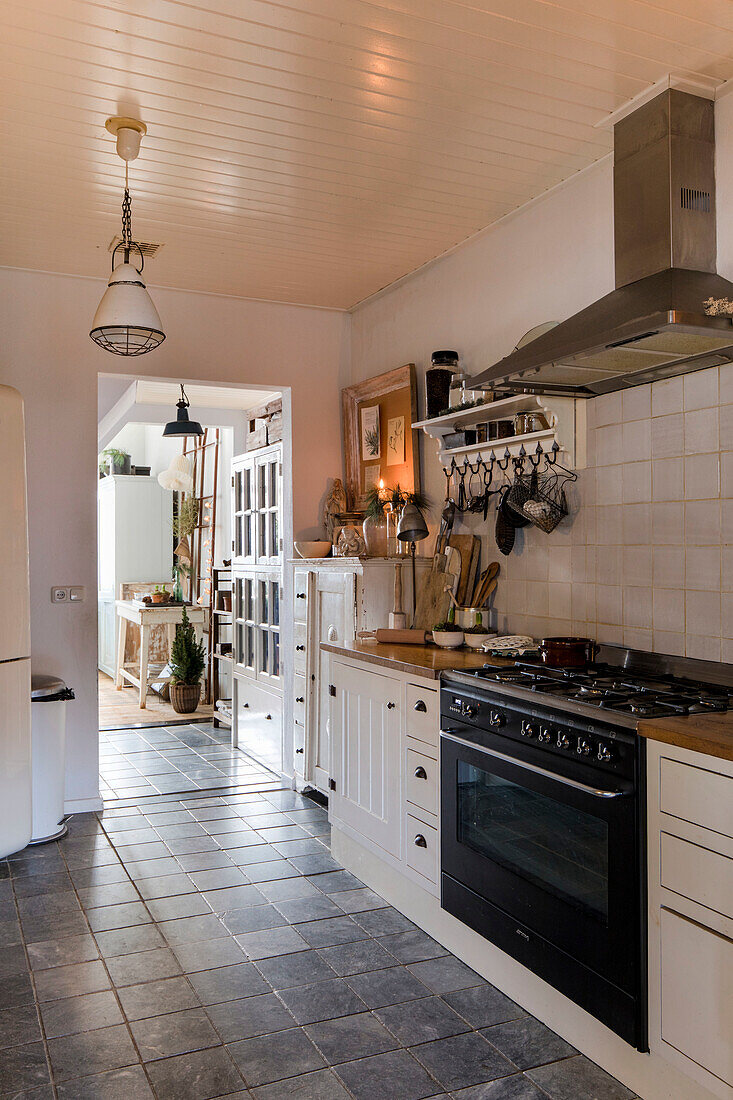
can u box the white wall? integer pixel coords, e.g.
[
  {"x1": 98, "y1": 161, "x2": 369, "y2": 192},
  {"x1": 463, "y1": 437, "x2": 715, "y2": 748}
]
[
  {"x1": 351, "y1": 92, "x2": 733, "y2": 661},
  {"x1": 0, "y1": 268, "x2": 349, "y2": 808}
]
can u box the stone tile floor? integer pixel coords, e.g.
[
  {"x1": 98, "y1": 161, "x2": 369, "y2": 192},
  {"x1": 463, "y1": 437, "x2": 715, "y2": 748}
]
[
  {"x1": 99, "y1": 722, "x2": 278, "y2": 802},
  {"x1": 0, "y1": 785, "x2": 638, "y2": 1099}
]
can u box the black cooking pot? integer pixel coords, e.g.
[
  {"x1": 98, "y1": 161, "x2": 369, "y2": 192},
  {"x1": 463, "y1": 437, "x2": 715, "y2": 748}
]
[{"x1": 538, "y1": 637, "x2": 599, "y2": 668}]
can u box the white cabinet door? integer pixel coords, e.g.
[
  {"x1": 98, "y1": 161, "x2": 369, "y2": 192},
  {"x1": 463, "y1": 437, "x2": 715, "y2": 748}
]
[
  {"x1": 231, "y1": 457, "x2": 256, "y2": 566},
  {"x1": 330, "y1": 660, "x2": 401, "y2": 858},
  {"x1": 310, "y1": 571, "x2": 355, "y2": 794},
  {"x1": 255, "y1": 449, "x2": 282, "y2": 565}
]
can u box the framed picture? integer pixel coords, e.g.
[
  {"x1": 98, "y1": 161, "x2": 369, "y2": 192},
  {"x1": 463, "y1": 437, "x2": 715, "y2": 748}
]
[{"x1": 341, "y1": 364, "x2": 420, "y2": 510}]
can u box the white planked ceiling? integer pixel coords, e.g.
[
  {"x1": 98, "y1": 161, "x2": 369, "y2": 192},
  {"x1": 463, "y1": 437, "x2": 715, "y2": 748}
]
[{"x1": 1, "y1": 0, "x2": 732, "y2": 309}]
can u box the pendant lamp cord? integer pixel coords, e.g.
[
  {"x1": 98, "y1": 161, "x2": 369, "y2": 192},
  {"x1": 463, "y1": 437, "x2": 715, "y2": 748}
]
[{"x1": 121, "y1": 161, "x2": 132, "y2": 261}]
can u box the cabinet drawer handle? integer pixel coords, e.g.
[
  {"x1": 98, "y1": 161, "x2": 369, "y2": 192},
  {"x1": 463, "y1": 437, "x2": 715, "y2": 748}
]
[
  {"x1": 296, "y1": 593, "x2": 306, "y2": 599},
  {"x1": 243, "y1": 702, "x2": 249, "y2": 709},
  {"x1": 266, "y1": 714, "x2": 272, "y2": 720},
  {"x1": 413, "y1": 766, "x2": 427, "y2": 780},
  {"x1": 387, "y1": 702, "x2": 396, "y2": 710},
  {"x1": 413, "y1": 700, "x2": 428, "y2": 713},
  {"x1": 296, "y1": 645, "x2": 305, "y2": 652},
  {"x1": 296, "y1": 696, "x2": 304, "y2": 704},
  {"x1": 414, "y1": 834, "x2": 428, "y2": 848},
  {"x1": 295, "y1": 747, "x2": 304, "y2": 754}
]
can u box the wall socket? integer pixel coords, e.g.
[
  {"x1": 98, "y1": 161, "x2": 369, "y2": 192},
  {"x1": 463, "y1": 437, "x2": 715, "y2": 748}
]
[{"x1": 51, "y1": 587, "x2": 86, "y2": 603}]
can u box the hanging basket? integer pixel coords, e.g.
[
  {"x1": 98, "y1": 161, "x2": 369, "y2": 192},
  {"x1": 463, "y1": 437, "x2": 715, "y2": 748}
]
[{"x1": 522, "y1": 471, "x2": 570, "y2": 533}]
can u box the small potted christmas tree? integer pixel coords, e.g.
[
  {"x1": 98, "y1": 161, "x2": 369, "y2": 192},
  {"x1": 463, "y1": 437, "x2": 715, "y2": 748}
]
[{"x1": 168, "y1": 607, "x2": 205, "y2": 714}]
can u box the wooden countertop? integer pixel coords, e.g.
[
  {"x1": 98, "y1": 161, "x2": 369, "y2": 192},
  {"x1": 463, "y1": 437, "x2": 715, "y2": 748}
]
[
  {"x1": 320, "y1": 640, "x2": 507, "y2": 680},
  {"x1": 638, "y1": 712, "x2": 733, "y2": 763}
]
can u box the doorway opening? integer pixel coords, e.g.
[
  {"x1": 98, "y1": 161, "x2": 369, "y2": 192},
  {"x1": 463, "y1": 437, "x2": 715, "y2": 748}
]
[{"x1": 97, "y1": 374, "x2": 288, "y2": 802}]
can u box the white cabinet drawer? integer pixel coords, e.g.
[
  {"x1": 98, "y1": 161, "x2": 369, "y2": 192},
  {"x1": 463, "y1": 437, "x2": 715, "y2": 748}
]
[
  {"x1": 660, "y1": 757, "x2": 733, "y2": 840},
  {"x1": 405, "y1": 813, "x2": 439, "y2": 885},
  {"x1": 294, "y1": 672, "x2": 307, "y2": 725},
  {"x1": 661, "y1": 832, "x2": 733, "y2": 921},
  {"x1": 294, "y1": 622, "x2": 308, "y2": 672},
  {"x1": 406, "y1": 746, "x2": 438, "y2": 819},
  {"x1": 660, "y1": 907, "x2": 733, "y2": 1088},
  {"x1": 294, "y1": 571, "x2": 309, "y2": 623},
  {"x1": 405, "y1": 682, "x2": 439, "y2": 749}
]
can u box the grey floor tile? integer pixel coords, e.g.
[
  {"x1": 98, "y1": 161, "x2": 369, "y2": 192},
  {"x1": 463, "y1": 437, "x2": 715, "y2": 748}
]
[
  {"x1": 376, "y1": 996, "x2": 471, "y2": 1045},
  {"x1": 21, "y1": 908, "x2": 89, "y2": 944},
  {"x1": 317, "y1": 938, "x2": 396, "y2": 977},
  {"x1": 411, "y1": 1031, "x2": 516, "y2": 1092},
  {"x1": 105, "y1": 947, "x2": 183, "y2": 987},
  {"x1": 0, "y1": 918, "x2": 22, "y2": 947},
  {"x1": 77, "y1": 881, "x2": 140, "y2": 908},
  {"x1": 0, "y1": 1003, "x2": 42, "y2": 1050},
  {"x1": 227, "y1": 844, "x2": 281, "y2": 866},
  {"x1": 352, "y1": 908, "x2": 416, "y2": 936},
  {"x1": 118, "y1": 975, "x2": 200, "y2": 1021},
  {"x1": 136, "y1": 875, "x2": 199, "y2": 900},
  {"x1": 444, "y1": 985, "x2": 525, "y2": 1028},
  {"x1": 334, "y1": 1048, "x2": 440, "y2": 1100},
  {"x1": 146, "y1": 894, "x2": 212, "y2": 921},
  {"x1": 132, "y1": 1006, "x2": 220, "y2": 1061},
  {"x1": 174, "y1": 937, "x2": 247, "y2": 972},
  {"x1": 187, "y1": 867, "x2": 249, "y2": 891},
  {"x1": 40, "y1": 989, "x2": 124, "y2": 1038},
  {"x1": 273, "y1": 895, "x2": 342, "y2": 923},
  {"x1": 254, "y1": 825, "x2": 309, "y2": 843},
  {"x1": 56, "y1": 1064, "x2": 155, "y2": 1099},
  {"x1": 70, "y1": 863, "x2": 130, "y2": 887},
  {"x1": 0, "y1": 1041, "x2": 51, "y2": 1094},
  {"x1": 86, "y1": 901, "x2": 153, "y2": 932},
  {"x1": 295, "y1": 916, "x2": 368, "y2": 949},
  {"x1": 378, "y1": 929, "x2": 448, "y2": 964},
  {"x1": 222, "y1": 904, "x2": 287, "y2": 935},
  {"x1": 408, "y1": 957, "x2": 486, "y2": 995},
  {"x1": 277, "y1": 977, "x2": 367, "y2": 1025},
  {"x1": 177, "y1": 852, "x2": 233, "y2": 873},
  {"x1": 27, "y1": 933, "x2": 99, "y2": 970},
  {"x1": 258, "y1": 878, "x2": 320, "y2": 903},
  {"x1": 16, "y1": 891, "x2": 79, "y2": 919},
  {"x1": 165, "y1": 836, "x2": 222, "y2": 857},
  {"x1": 453, "y1": 1077, "x2": 547, "y2": 1099},
  {"x1": 305, "y1": 1011, "x2": 399, "y2": 1064},
  {"x1": 157, "y1": 913, "x2": 228, "y2": 944},
  {"x1": 526, "y1": 1055, "x2": 635, "y2": 1100},
  {"x1": 47, "y1": 1023, "x2": 139, "y2": 1082},
  {"x1": 126, "y1": 857, "x2": 182, "y2": 880},
  {"x1": 309, "y1": 871, "x2": 364, "y2": 894},
  {"x1": 332, "y1": 888, "x2": 390, "y2": 913},
  {"x1": 145, "y1": 1045, "x2": 245, "y2": 1100},
  {"x1": 255, "y1": 949, "x2": 336, "y2": 990},
  {"x1": 188, "y1": 963, "x2": 269, "y2": 1005},
  {"x1": 243, "y1": 861, "x2": 302, "y2": 884},
  {"x1": 206, "y1": 992, "x2": 296, "y2": 1042},
  {"x1": 94, "y1": 923, "x2": 166, "y2": 957},
  {"x1": 252, "y1": 1067, "x2": 350, "y2": 1099},
  {"x1": 202, "y1": 884, "x2": 266, "y2": 914},
  {"x1": 237, "y1": 924, "x2": 308, "y2": 960},
  {"x1": 346, "y1": 966, "x2": 430, "y2": 1009},
  {"x1": 34, "y1": 959, "x2": 111, "y2": 1002},
  {"x1": 13, "y1": 872, "x2": 73, "y2": 898},
  {"x1": 229, "y1": 1026, "x2": 326, "y2": 1087},
  {"x1": 288, "y1": 854, "x2": 341, "y2": 875},
  {"x1": 482, "y1": 1016, "x2": 577, "y2": 1070}
]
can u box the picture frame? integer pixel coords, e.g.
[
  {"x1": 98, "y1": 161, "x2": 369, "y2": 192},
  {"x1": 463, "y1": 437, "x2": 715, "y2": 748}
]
[{"x1": 341, "y1": 364, "x2": 420, "y2": 510}]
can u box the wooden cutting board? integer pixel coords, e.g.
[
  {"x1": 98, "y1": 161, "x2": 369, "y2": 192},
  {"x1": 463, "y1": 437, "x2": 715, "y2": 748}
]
[
  {"x1": 448, "y1": 535, "x2": 480, "y2": 606},
  {"x1": 413, "y1": 561, "x2": 453, "y2": 631}
]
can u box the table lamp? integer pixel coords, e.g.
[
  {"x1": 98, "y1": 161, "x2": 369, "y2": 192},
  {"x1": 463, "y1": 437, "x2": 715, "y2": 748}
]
[{"x1": 396, "y1": 502, "x2": 429, "y2": 620}]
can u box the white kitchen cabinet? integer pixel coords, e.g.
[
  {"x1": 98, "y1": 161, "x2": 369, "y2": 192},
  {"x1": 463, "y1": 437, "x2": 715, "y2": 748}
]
[
  {"x1": 97, "y1": 475, "x2": 172, "y2": 677},
  {"x1": 330, "y1": 658, "x2": 402, "y2": 859},
  {"x1": 647, "y1": 740, "x2": 733, "y2": 1099},
  {"x1": 231, "y1": 444, "x2": 282, "y2": 567}
]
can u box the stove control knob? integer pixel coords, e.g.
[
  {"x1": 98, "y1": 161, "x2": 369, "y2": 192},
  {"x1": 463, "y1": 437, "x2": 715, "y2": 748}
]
[
  {"x1": 597, "y1": 742, "x2": 613, "y2": 762},
  {"x1": 537, "y1": 728, "x2": 551, "y2": 743},
  {"x1": 576, "y1": 738, "x2": 591, "y2": 756},
  {"x1": 464, "y1": 704, "x2": 477, "y2": 719},
  {"x1": 489, "y1": 711, "x2": 505, "y2": 728},
  {"x1": 520, "y1": 720, "x2": 535, "y2": 738},
  {"x1": 556, "y1": 733, "x2": 571, "y2": 750}
]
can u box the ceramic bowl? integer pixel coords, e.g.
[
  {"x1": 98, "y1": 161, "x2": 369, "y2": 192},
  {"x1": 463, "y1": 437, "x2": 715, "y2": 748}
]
[
  {"x1": 464, "y1": 632, "x2": 494, "y2": 650},
  {"x1": 294, "y1": 541, "x2": 332, "y2": 559},
  {"x1": 432, "y1": 629, "x2": 464, "y2": 649}
]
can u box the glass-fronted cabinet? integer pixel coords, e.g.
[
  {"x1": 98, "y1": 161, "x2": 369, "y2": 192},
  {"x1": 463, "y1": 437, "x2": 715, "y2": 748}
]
[
  {"x1": 232, "y1": 444, "x2": 281, "y2": 567},
  {"x1": 233, "y1": 571, "x2": 281, "y2": 688}
]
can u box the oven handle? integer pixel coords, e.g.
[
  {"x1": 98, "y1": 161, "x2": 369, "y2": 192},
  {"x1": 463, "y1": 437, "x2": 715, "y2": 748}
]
[{"x1": 441, "y1": 730, "x2": 633, "y2": 800}]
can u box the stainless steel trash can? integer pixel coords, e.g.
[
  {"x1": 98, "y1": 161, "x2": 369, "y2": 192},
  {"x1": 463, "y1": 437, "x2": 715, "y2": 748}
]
[{"x1": 30, "y1": 675, "x2": 74, "y2": 844}]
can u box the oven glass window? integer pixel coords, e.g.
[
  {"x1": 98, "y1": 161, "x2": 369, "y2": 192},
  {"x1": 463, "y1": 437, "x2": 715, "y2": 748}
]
[{"x1": 457, "y1": 763, "x2": 609, "y2": 921}]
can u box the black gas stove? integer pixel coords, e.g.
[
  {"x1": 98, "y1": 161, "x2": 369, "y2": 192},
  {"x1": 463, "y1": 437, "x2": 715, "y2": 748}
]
[{"x1": 439, "y1": 647, "x2": 732, "y2": 1050}]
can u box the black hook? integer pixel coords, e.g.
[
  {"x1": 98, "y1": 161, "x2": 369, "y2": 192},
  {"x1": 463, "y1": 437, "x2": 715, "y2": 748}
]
[
  {"x1": 496, "y1": 448, "x2": 512, "y2": 471},
  {"x1": 528, "y1": 441, "x2": 544, "y2": 468}
]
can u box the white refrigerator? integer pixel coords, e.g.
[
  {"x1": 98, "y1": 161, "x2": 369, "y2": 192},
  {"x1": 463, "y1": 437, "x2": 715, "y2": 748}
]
[{"x1": 0, "y1": 385, "x2": 32, "y2": 858}]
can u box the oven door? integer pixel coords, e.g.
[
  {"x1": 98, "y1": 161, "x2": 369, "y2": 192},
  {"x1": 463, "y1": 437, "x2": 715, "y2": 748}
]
[{"x1": 441, "y1": 728, "x2": 643, "y2": 1032}]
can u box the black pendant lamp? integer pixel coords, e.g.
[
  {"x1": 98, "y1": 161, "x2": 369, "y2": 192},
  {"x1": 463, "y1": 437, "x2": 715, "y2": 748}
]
[{"x1": 163, "y1": 385, "x2": 203, "y2": 437}]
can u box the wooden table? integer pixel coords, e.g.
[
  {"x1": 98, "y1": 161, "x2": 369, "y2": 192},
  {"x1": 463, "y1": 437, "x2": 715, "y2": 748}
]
[{"x1": 115, "y1": 600, "x2": 206, "y2": 709}]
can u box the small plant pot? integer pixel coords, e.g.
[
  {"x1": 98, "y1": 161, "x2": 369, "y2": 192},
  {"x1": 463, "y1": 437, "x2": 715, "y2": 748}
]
[
  {"x1": 464, "y1": 632, "x2": 494, "y2": 650},
  {"x1": 432, "y1": 629, "x2": 464, "y2": 649},
  {"x1": 151, "y1": 592, "x2": 166, "y2": 604},
  {"x1": 169, "y1": 683, "x2": 201, "y2": 714}
]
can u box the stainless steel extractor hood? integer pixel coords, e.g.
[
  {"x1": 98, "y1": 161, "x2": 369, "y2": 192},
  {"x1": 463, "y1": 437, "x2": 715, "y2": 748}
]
[{"x1": 470, "y1": 89, "x2": 733, "y2": 397}]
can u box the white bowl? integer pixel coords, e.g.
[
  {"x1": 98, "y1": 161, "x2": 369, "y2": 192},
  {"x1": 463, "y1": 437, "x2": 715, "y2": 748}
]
[
  {"x1": 294, "y1": 541, "x2": 332, "y2": 559},
  {"x1": 432, "y1": 629, "x2": 464, "y2": 649},
  {"x1": 464, "y1": 632, "x2": 494, "y2": 650}
]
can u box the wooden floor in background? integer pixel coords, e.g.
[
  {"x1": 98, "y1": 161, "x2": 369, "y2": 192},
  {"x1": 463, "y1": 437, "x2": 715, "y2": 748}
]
[{"x1": 98, "y1": 671, "x2": 215, "y2": 730}]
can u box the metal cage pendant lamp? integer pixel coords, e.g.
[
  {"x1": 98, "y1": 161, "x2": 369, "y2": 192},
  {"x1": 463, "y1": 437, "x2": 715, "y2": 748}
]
[{"x1": 90, "y1": 118, "x2": 165, "y2": 356}]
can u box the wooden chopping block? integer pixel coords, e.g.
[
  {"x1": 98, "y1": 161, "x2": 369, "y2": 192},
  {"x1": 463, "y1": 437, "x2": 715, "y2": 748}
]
[
  {"x1": 447, "y1": 535, "x2": 479, "y2": 605},
  {"x1": 412, "y1": 561, "x2": 452, "y2": 631}
]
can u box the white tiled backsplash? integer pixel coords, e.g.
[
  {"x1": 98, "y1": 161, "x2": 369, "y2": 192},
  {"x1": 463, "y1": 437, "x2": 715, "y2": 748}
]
[{"x1": 490, "y1": 362, "x2": 733, "y2": 662}]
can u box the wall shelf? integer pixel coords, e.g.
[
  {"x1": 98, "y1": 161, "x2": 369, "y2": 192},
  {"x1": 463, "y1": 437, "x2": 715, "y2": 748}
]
[{"x1": 414, "y1": 394, "x2": 583, "y2": 469}]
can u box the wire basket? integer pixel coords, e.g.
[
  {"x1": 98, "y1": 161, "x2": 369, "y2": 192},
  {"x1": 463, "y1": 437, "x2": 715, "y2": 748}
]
[
  {"x1": 522, "y1": 471, "x2": 569, "y2": 533},
  {"x1": 505, "y1": 468, "x2": 538, "y2": 520}
]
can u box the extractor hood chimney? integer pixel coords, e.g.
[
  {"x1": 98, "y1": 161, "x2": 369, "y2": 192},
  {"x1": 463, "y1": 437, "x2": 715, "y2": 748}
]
[{"x1": 470, "y1": 89, "x2": 733, "y2": 397}]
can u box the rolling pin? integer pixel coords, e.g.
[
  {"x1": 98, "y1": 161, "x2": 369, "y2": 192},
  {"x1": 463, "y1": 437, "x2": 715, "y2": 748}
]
[{"x1": 374, "y1": 628, "x2": 431, "y2": 645}]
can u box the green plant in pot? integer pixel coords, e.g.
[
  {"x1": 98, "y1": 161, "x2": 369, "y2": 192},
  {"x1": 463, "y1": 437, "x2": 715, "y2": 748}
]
[
  {"x1": 432, "y1": 605, "x2": 464, "y2": 649},
  {"x1": 464, "y1": 610, "x2": 494, "y2": 650},
  {"x1": 98, "y1": 448, "x2": 131, "y2": 476},
  {"x1": 362, "y1": 484, "x2": 429, "y2": 557},
  {"x1": 168, "y1": 607, "x2": 205, "y2": 714}
]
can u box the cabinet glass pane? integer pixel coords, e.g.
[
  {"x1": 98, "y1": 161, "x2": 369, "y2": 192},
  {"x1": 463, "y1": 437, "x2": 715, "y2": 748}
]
[
  {"x1": 260, "y1": 580, "x2": 269, "y2": 624},
  {"x1": 269, "y1": 512, "x2": 278, "y2": 558},
  {"x1": 259, "y1": 629, "x2": 269, "y2": 674},
  {"x1": 271, "y1": 582, "x2": 280, "y2": 626},
  {"x1": 258, "y1": 464, "x2": 266, "y2": 505},
  {"x1": 244, "y1": 579, "x2": 254, "y2": 621},
  {"x1": 234, "y1": 471, "x2": 243, "y2": 512},
  {"x1": 273, "y1": 634, "x2": 280, "y2": 678},
  {"x1": 268, "y1": 461, "x2": 278, "y2": 506}
]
